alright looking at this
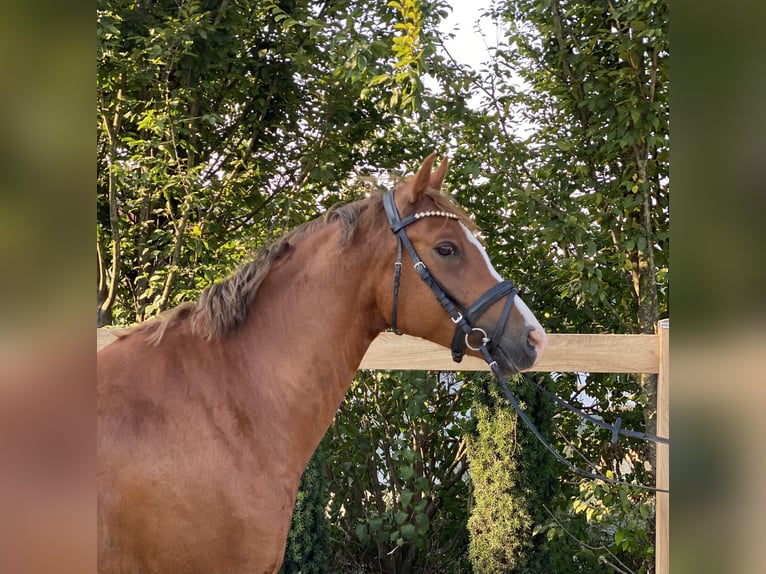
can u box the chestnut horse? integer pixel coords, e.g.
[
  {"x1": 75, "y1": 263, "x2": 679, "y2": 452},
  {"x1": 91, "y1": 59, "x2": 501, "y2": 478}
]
[{"x1": 97, "y1": 155, "x2": 547, "y2": 573}]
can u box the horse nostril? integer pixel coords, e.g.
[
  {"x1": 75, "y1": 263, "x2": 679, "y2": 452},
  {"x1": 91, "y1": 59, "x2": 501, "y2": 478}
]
[{"x1": 525, "y1": 326, "x2": 547, "y2": 358}]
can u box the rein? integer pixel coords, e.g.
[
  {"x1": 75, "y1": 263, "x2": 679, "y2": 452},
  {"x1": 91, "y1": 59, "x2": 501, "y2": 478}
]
[{"x1": 382, "y1": 190, "x2": 669, "y2": 493}]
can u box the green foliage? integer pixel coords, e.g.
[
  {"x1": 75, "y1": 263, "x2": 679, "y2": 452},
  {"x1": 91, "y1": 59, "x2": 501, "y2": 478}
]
[
  {"x1": 530, "y1": 372, "x2": 657, "y2": 573},
  {"x1": 281, "y1": 439, "x2": 331, "y2": 574},
  {"x1": 535, "y1": 479, "x2": 655, "y2": 574},
  {"x1": 97, "y1": 0, "x2": 462, "y2": 326},
  {"x1": 466, "y1": 374, "x2": 559, "y2": 573},
  {"x1": 368, "y1": 0, "x2": 448, "y2": 111},
  {"x1": 449, "y1": 0, "x2": 668, "y2": 335},
  {"x1": 325, "y1": 370, "x2": 474, "y2": 574}
]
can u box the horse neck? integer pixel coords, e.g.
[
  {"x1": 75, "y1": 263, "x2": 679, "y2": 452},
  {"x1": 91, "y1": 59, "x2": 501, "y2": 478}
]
[{"x1": 231, "y1": 219, "x2": 389, "y2": 457}]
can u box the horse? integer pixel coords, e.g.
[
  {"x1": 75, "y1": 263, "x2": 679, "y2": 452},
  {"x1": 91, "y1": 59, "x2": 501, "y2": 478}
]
[{"x1": 97, "y1": 154, "x2": 548, "y2": 574}]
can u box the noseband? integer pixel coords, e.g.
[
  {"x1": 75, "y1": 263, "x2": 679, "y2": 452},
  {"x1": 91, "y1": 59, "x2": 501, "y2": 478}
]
[{"x1": 382, "y1": 190, "x2": 518, "y2": 365}]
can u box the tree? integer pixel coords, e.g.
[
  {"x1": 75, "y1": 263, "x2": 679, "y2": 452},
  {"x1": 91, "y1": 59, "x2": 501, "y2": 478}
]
[
  {"x1": 97, "y1": 0, "x2": 458, "y2": 327},
  {"x1": 446, "y1": 0, "x2": 669, "y2": 571}
]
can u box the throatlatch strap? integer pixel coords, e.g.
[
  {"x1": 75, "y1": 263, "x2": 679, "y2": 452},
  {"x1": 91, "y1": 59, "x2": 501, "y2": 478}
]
[{"x1": 390, "y1": 238, "x2": 403, "y2": 334}]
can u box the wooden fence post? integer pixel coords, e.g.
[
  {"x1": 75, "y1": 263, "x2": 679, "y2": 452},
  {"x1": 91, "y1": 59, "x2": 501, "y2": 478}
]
[{"x1": 656, "y1": 319, "x2": 669, "y2": 574}]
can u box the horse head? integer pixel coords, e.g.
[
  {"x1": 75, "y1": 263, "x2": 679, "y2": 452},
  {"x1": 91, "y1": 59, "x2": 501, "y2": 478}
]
[{"x1": 377, "y1": 154, "x2": 547, "y2": 374}]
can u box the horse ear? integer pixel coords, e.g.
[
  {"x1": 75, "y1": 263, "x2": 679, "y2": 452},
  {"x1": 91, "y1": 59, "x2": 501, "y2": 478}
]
[
  {"x1": 402, "y1": 153, "x2": 436, "y2": 204},
  {"x1": 430, "y1": 156, "x2": 449, "y2": 191}
]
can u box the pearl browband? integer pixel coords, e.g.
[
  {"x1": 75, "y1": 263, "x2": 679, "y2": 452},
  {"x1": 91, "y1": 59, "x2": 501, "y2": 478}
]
[{"x1": 413, "y1": 211, "x2": 460, "y2": 220}]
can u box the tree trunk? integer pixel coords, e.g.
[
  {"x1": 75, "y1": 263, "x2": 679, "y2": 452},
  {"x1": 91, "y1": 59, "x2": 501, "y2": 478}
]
[{"x1": 633, "y1": 153, "x2": 661, "y2": 476}]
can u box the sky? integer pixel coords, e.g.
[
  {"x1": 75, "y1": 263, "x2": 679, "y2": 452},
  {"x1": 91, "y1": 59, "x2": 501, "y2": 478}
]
[
  {"x1": 435, "y1": 2, "x2": 537, "y2": 132},
  {"x1": 439, "y1": 0, "x2": 496, "y2": 72}
]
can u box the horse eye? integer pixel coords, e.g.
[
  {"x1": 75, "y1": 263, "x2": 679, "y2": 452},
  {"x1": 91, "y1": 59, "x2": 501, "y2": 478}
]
[{"x1": 436, "y1": 243, "x2": 457, "y2": 257}]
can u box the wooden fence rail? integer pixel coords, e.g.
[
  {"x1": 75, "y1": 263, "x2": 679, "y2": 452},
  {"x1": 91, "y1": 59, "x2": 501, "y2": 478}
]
[
  {"x1": 97, "y1": 329, "x2": 659, "y2": 373},
  {"x1": 97, "y1": 322, "x2": 669, "y2": 574}
]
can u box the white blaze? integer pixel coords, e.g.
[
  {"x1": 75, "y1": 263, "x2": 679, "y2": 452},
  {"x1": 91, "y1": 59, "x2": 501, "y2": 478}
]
[
  {"x1": 460, "y1": 224, "x2": 547, "y2": 338},
  {"x1": 512, "y1": 293, "x2": 546, "y2": 336},
  {"x1": 461, "y1": 224, "x2": 503, "y2": 282}
]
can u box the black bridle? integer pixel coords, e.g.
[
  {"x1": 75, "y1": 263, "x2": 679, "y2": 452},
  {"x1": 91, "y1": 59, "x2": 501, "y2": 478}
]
[
  {"x1": 383, "y1": 190, "x2": 518, "y2": 367},
  {"x1": 382, "y1": 189, "x2": 670, "y2": 492}
]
